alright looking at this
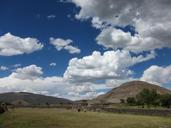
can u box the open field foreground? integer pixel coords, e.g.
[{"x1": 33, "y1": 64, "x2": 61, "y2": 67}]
[{"x1": 0, "y1": 108, "x2": 171, "y2": 128}]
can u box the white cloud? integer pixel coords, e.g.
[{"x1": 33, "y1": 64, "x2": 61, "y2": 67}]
[
  {"x1": 50, "y1": 38, "x2": 81, "y2": 54},
  {"x1": 50, "y1": 63, "x2": 56, "y2": 67},
  {"x1": 47, "y1": 14, "x2": 56, "y2": 19},
  {"x1": 0, "y1": 65, "x2": 69, "y2": 98},
  {"x1": 0, "y1": 33, "x2": 43, "y2": 56},
  {"x1": 105, "y1": 77, "x2": 137, "y2": 88},
  {"x1": 71, "y1": 0, "x2": 141, "y2": 25},
  {"x1": 96, "y1": 27, "x2": 168, "y2": 53},
  {"x1": 69, "y1": 83, "x2": 94, "y2": 94},
  {"x1": 0, "y1": 65, "x2": 104, "y2": 100},
  {"x1": 0, "y1": 75, "x2": 68, "y2": 98},
  {"x1": 10, "y1": 65, "x2": 43, "y2": 80},
  {"x1": 67, "y1": 82, "x2": 106, "y2": 100},
  {"x1": 2, "y1": 63, "x2": 170, "y2": 100},
  {"x1": 70, "y1": 0, "x2": 171, "y2": 52},
  {"x1": 64, "y1": 45, "x2": 81, "y2": 54},
  {"x1": 91, "y1": 17, "x2": 106, "y2": 29},
  {"x1": 13, "y1": 64, "x2": 22, "y2": 68},
  {"x1": 0, "y1": 66, "x2": 8, "y2": 71},
  {"x1": 50, "y1": 38, "x2": 71, "y2": 51},
  {"x1": 68, "y1": 91, "x2": 98, "y2": 100},
  {"x1": 64, "y1": 50, "x2": 155, "y2": 82},
  {"x1": 141, "y1": 65, "x2": 171, "y2": 85}
]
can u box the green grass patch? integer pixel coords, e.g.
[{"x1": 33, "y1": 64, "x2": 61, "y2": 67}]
[{"x1": 0, "y1": 108, "x2": 171, "y2": 128}]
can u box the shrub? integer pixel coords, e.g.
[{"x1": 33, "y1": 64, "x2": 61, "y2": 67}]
[
  {"x1": 160, "y1": 94, "x2": 171, "y2": 108},
  {"x1": 126, "y1": 97, "x2": 136, "y2": 105},
  {"x1": 0, "y1": 106, "x2": 5, "y2": 114},
  {"x1": 136, "y1": 89, "x2": 159, "y2": 108}
]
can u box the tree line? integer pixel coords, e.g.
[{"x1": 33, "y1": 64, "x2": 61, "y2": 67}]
[{"x1": 123, "y1": 89, "x2": 171, "y2": 108}]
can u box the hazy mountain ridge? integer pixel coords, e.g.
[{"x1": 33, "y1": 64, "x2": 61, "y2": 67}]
[{"x1": 0, "y1": 92, "x2": 72, "y2": 106}]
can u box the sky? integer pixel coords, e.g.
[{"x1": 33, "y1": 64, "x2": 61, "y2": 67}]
[{"x1": 0, "y1": 0, "x2": 171, "y2": 100}]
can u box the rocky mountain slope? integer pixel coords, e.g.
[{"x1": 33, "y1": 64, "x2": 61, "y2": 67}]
[{"x1": 91, "y1": 81, "x2": 171, "y2": 104}]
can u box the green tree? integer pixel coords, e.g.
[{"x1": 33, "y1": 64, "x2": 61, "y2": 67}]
[
  {"x1": 160, "y1": 94, "x2": 171, "y2": 108},
  {"x1": 150, "y1": 89, "x2": 160, "y2": 107},
  {"x1": 136, "y1": 89, "x2": 159, "y2": 108},
  {"x1": 126, "y1": 97, "x2": 136, "y2": 105}
]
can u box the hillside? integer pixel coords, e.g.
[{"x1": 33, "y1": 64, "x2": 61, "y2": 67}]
[
  {"x1": 92, "y1": 81, "x2": 171, "y2": 104},
  {"x1": 0, "y1": 92, "x2": 72, "y2": 106}
]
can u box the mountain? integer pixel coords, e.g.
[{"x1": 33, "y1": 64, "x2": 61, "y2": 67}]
[
  {"x1": 91, "y1": 81, "x2": 171, "y2": 104},
  {"x1": 0, "y1": 92, "x2": 73, "y2": 106}
]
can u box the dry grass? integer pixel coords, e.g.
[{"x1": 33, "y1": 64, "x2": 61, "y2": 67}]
[{"x1": 0, "y1": 108, "x2": 171, "y2": 128}]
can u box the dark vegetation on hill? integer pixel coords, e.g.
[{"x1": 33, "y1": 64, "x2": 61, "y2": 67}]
[{"x1": 126, "y1": 88, "x2": 171, "y2": 108}]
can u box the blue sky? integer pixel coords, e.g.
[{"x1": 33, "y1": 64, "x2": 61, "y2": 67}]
[
  {"x1": 0, "y1": 0, "x2": 102, "y2": 76},
  {"x1": 0, "y1": 0, "x2": 171, "y2": 100}
]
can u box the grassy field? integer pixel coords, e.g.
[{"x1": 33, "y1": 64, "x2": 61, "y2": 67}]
[{"x1": 0, "y1": 108, "x2": 171, "y2": 128}]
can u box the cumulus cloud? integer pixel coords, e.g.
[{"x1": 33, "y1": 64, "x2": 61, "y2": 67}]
[
  {"x1": 0, "y1": 65, "x2": 69, "y2": 98},
  {"x1": 141, "y1": 65, "x2": 171, "y2": 85},
  {"x1": 70, "y1": 85, "x2": 94, "y2": 94},
  {"x1": 91, "y1": 17, "x2": 106, "y2": 29},
  {"x1": 96, "y1": 27, "x2": 170, "y2": 53},
  {"x1": 67, "y1": 82, "x2": 107, "y2": 100},
  {"x1": 68, "y1": 91, "x2": 98, "y2": 100},
  {"x1": 70, "y1": 0, "x2": 171, "y2": 52},
  {"x1": 0, "y1": 66, "x2": 8, "y2": 71},
  {"x1": 0, "y1": 75, "x2": 67, "y2": 98},
  {"x1": 68, "y1": 84, "x2": 95, "y2": 99},
  {"x1": 50, "y1": 38, "x2": 81, "y2": 54},
  {"x1": 64, "y1": 50, "x2": 155, "y2": 82},
  {"x1": 64, "y1": 45, "x2": 81, "y2": 54},
  {"x1": 10, "y1": 65, "x2": 43, "y2": 80},
  {"x1": 50, "y1": 63, "x2": 56, "y2": 67},
  {"x1": 105, "y1": 77, "x2": 137, "y2": 88},
  {"x1": 2, "y1": 63, "x2": 169, "y2": 100},
  {"x1": 0, "y1": 33, "x2": 43, "y2": 56},
  {"x1": 0, "y1": 64, "x2": 105, "y2": 100},
  {"x1": 71, "y1": 0, "x2": 141, "y2": 25}
]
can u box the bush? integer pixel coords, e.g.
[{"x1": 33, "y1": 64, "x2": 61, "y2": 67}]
[
  {"x1": 125, "y1": 89, "x2": 169, "y2": 108},
  {"x1": 126, "y1": 97, "x2": 136, "y2": 105},
  {"x1": 0, "y1": 102, "x2": 7, "y2": 114},
  {"x1": 136, "y1": 89, "x2": 159, "y2": 108},
  {"x1": 0, "y1": 106, "x2": 5, "y2": 114},
  {"x1": 160, "y1": 94, "x2": 171, "y2": 108}
]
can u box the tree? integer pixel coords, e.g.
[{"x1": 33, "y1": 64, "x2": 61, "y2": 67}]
[
  {"x1": 136, "y1": 89, "x2": 159, "y2": 108},
  {"x1": 46, "y1": 102, "x2": 50, "y2": 108},
  {"x1": 150, "y1": 89, "x2": 160, "y2": 107},
  {"x1": 0, "y1": 106, "x2": 5, "y2": 114},
  {"x1": 136, "y1": 89, "x2": 149, "y2": 107},
  {"x1": 125, "y1": 88, "x2": 171, "y2": 109},
  {"x1": 0, "y1": 102, "x2": 7, "y2": 114},
  {"x1": 160, "y1": 94, "x2": 171, "y2": 108},
  {"x1": 126, "y1": 97, "x2": 136, "y2": 105}
]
